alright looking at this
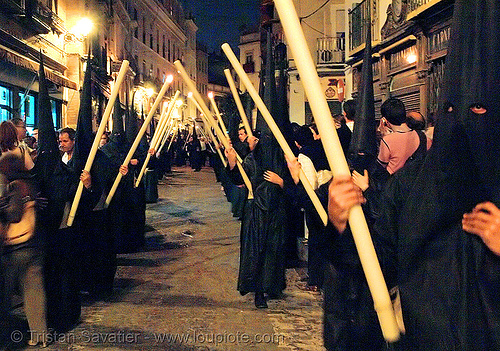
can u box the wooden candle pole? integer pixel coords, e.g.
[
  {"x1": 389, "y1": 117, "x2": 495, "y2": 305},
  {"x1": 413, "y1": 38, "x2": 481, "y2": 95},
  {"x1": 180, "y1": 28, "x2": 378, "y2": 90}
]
[
  {"x1": 272, "y1": 0, "x2": 400, "y2": 342},
  {"x1": 208, "y1": 92, "x2": 229, "y2": 141},
  {"x1": 105, "y1": 75, "x2": 172, "y2": 207},
  {"x1": 224, "y1": 69, "x2": 253, "y2": 137},
  {"x1": 174, "y1": 61, "x2": 237, "y2": 161},
  {"x1": 135, "y1": 90, "x2": 180, "y2": 187},
  {"x1": 222, "y1": 43, "x2": 328, "y2": 226},
  {"x1": 154, "y1": 91, "x2": 180, "y2": 151},
  {"x1": 134, "y1": 100, "x2": 169, "y2": 188},
  {"x1": 166, "y1": 125, "x2": 178, "y2": 153},
  {"x1": 156, "y1": 120, "x2": 174, "y2": 156},
  {"x1": 67, "y1": 60, "x2": 129, "y2": 226},
  {"x1": 187, "y1": 94, "x2": 226, "y2": 167},
  {"x1": 188, "y1": 93, "x2": 253, "y2": 199}
]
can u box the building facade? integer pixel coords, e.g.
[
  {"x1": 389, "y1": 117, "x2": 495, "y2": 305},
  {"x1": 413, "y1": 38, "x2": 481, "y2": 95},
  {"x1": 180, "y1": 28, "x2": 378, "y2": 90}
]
[
  {"x1": 0, "y1": 0, "x2": 80, "y2": 130},
  {"x1": 347, "y1": 0, "x2": 454, "y2": 120},
  {"x1": 0, "y1": 0, "x2": 199, "y2": 131},
  {"x1": 239, "y1": 0, "x2": 453, "y2": 127}
]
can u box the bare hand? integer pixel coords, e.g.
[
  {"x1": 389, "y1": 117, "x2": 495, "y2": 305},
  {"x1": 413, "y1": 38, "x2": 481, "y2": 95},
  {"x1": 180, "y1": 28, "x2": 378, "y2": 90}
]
[
  {"x1": 119, "y1": 165, "x2": 129, "y2": 175},
  {"x1": 247, "y1": 136, "x2": 259, "y2": 151},
  {"x1": 285, "y1": 154, "x2": 301, "y2": 185},
  {"x1": 80, "y1": 170, "x2": 92, "y2": 189},
  {"x1": 328, "y1": 175, "x2": 366, "y2": 233},
  {"x1": 352, "y1": 170, "x2": 369, "y2": 192},
  {"x1": 264, "y1": 170, "x2": 284, "y2": 188},
  {"x1": 225, "y1": 147, "x2": 237, "y2": 169},
  {"x1": 462, "y1": 202, "x2": 500, "y2": 256},
  {"x1": 148, "y1": 148, "x2": 156, "y2": 155}
]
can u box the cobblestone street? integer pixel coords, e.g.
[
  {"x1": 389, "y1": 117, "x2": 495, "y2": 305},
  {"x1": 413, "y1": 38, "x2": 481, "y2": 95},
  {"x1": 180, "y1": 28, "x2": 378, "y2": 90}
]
[{"x1": 40, "y1": 166, "x2": 325, "y2": 351}]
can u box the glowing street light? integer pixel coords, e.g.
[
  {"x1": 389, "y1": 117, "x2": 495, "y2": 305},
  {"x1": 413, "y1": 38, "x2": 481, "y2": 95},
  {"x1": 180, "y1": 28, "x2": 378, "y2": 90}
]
[{"x1": 72, "y1": 17, "x2": 93, "y2": 39}]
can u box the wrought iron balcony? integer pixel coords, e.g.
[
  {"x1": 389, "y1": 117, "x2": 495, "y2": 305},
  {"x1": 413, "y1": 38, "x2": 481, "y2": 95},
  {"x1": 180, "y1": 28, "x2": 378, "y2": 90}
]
[
  {"x1": 349, "y1": 0, "x2": 372, "y2": 52},
  {"x1": 317, "y1": 35, "x2": 345, "y2": 64},
  {"x1": 407, "y1": 0, "x2": 440, "y2": 13},
  {"x1": 406, "y1": 0, "x2": 454, "y2": 19},
  {"x1": 0, "y1": 0, "x2": 64, "y2": 34}
]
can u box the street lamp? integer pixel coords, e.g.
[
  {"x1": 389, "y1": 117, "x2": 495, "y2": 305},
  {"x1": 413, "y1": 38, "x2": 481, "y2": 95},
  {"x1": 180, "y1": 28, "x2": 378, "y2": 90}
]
[
  {"x1": 65, "y1": 17, "x2": 94, "y2": 43},
  {"x1": 73, "y1": 18, "x2": 93, "y2": 38}
]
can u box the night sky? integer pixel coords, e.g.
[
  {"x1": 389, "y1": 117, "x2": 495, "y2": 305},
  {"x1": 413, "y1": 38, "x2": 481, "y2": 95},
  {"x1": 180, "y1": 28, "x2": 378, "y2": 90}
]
[{"x1": 179, "y1": 0, "x2": 261, "y2": 53}]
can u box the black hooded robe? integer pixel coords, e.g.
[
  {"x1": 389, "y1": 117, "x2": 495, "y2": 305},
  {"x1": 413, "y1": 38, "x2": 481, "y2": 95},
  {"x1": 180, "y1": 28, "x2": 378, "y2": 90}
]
[
  {"x1": 235, "y1": 135, "x2": 287, "y2": 296},
  {"x1": 375, "y1": 1, "x2": 500, "y2": 349}
]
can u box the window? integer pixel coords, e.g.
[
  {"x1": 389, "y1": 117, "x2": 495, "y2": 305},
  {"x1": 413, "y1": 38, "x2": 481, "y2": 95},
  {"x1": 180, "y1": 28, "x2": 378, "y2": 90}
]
[
  {"x1": 19, "y1": 92, "x2": 35, "y2": 126},
  {"x1": 50, "y1": 100, "x2": 61, "y2": 129},
  {"x1": 0, "y1": 85, "x2": 12, "y2": 121},
  {"x1": 142, "y1": 18, "x2": 146, "y2": 44},
  {"x1": 246, "y1": 53, "x2": 253, "y2": 64},
  {"x1": 162, "y1": 35, "x2": 166, "y2": 58},
  {"x1": 156, "y1": 30, "x2": 159, "y2": 53}
]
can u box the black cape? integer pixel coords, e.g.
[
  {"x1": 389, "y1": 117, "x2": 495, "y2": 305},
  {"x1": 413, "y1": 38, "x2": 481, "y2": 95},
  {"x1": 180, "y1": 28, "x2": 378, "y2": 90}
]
[
  {"x1": 236, "y1": 134, "x2": 287, "y2": 296},
  {"x1": 377, "y1": 0, "x2": 500, "y2": 349}
]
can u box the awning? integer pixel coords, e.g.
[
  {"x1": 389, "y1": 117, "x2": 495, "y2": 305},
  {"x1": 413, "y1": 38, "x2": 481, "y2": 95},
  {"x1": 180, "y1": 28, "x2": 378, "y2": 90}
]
[{"x1": 0, "y1": 44, "x2": 78, "y2": 90}]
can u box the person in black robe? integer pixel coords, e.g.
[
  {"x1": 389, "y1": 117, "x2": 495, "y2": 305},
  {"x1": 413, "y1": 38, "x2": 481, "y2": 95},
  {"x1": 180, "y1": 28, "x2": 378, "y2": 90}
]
[
  {"x1": 227, "y1": 133, "x2": 288, "y2": 309},
  {"x1": 377, "y1": 0, "x2": 500, "y2": 348},
  {"x1": 187, "y1": 129, "x2": 202, "y2": 172},
  {"x1": 328, "y1": 1, "x2": 500, "y2": 349},
  {"x1": 33, "y1": 57, "x2": 81, "y2": 333},
  {"x1": 59, "y1": 59, "x2": 115, "y2": 301},
  {"x1": 101, "y1": 101, "x2": 145, "y2": 254},
  {"x1": 292, "y1": 125, "x2": 330, "y2": 289}
]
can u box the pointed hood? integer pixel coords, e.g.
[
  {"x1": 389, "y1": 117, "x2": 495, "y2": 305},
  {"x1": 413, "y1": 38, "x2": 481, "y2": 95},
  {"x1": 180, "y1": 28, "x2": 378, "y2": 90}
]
[
  {"x1": 36, "y1": 53, "x2": 58, "y2": 154},
  {"x1": 274, "y1": 42, "x2": 297, "y2": 155},
  {"x1": 394, "y1": 2, "x2": 500, "y2": 346},
  {"x1": 100, "y1": 97, "x2": 127, "y2": 163},
  {"x1": 71, "y1": 57, "x2": 94, "y2": 173},
  {"x1": 348, "y1": 12, "x2": 377, "y2": 173},
  {"x1": 125, "y1": 89, "x2": 138, "y2": 146},
  {"x1": 34, "y1": 52, "x2": 60, "y2": 182},
  {"x1": 255, "y1": 28, "x2": 276, "y2": 135},
  {"x1": 110, "y1": 96, "x2": 125, "y2": 142},
  {"x1": 192, "y1": 124, "x2": 198, "y2": 140},
  {"x1": 399, "y1": 0, "x2": 500, "y2": 264}
]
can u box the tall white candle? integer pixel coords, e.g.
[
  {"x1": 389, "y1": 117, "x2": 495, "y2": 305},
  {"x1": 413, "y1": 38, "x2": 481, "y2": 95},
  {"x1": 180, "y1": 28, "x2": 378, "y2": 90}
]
[
  {"x1": 188, "y1": 92, "x2": 253, "y2": 199},
  {"x1": 105, "y1": 75, "x2": 172, "y2": 207},
  {"x1": 67, "y1": 60, "x2": 129, "y2": 226},
  {"x1": 208, "y1": 92, "x2": 229, "y2": 141},
  {"x1": 224, "y1": 69, "x2": 253, "y2": 137},
  {"x1": 273, "y1": 0, "x2": 400, "y2": 342},
  {"x1": 222, "y1": 43, "x2": 328, "y2": 226},
  {"x1": 188, "y1": 94, "x2": 227, "y2": 167},
  {"x1": 135, "y1": 90, "x2": 180, "y2": 187}
]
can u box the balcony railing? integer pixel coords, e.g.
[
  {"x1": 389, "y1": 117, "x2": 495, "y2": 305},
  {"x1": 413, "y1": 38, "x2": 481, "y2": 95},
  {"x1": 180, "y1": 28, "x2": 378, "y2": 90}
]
[
  {"x1": 407, "y1": 0, "x2": 434, "y2": 13},
  {"x1": 0, "y1": 0, "x2": 64, "y2": 34},
  {"x1": 317, "y1": 35, "x2": 345, "y2": 64},
  {"x1": 349, "y1": 0, "x2": 374, "y2": 51},
  {"x1": 407, "y1": 0, "x2": 454, "y2": 18}
]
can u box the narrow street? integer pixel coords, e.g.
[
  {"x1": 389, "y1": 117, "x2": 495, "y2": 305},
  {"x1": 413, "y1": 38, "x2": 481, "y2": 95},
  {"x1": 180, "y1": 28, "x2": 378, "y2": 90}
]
[{"x1": 45, "y1": 166, "x2": 325, "y2": 351}]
